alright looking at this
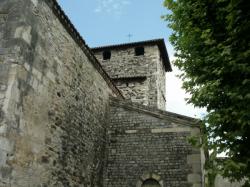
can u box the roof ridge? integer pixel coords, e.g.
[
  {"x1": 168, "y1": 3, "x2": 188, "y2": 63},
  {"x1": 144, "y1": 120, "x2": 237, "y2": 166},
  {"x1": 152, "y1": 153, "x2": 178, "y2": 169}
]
[
  {"x1": 91, "y1": 38, "x2": 164, "y2": 49},
  {"x1": 91, "y1": 38, "x2": 172, "y2": 72}
]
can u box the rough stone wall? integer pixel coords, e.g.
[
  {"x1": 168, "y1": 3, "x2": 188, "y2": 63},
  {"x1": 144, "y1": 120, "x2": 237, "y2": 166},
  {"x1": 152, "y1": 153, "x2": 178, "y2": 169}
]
[
  {"x1": 214, "y1": 175, "x2": 244, "y2": 187},
  {"x1": 156, "y1": 50, "x2": 166, "y2": 110},
  {"x1": 93, "y1": 45, "x2": 166, "y2": 110},
  {"x1": 104, "y1": 98, "x2": 203, "y2": 187},
  {"x1": 0, "y1": 0, "x2": 119, "y2": 186},
  {"x1": 113, "y1": 77, "x2": 149, "y2": 106}
]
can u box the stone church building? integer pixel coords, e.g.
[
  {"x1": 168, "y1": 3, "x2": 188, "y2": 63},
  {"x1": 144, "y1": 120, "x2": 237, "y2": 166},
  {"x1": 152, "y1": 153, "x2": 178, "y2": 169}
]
[{"x1": 0, "y1": 0, "x2": 205, "y2": 186}]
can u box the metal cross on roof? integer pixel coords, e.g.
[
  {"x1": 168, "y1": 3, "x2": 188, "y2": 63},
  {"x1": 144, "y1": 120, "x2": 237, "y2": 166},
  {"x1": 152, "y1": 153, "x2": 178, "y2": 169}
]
[{"x1": 127, "y1": 34, "x2": 133, "y2": 42}]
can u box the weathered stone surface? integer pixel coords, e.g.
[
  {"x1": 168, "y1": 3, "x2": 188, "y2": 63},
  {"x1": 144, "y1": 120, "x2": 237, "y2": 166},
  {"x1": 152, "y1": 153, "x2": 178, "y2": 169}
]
[
  {"x1": 0, "y1": 0, "x2": 204, "y2": 187},
  {"x1": 0, "y1": 0, "x2": 120, "y2": 186},
  {"x1": 93, "y1": 44, "x2": 166, "y2": 110},
  {"x1": 214, "y1": 175, "x2": 244, "y2": 187},
  {"x1": 104, "y1": 98, "x2": 203, "y2": 187}
]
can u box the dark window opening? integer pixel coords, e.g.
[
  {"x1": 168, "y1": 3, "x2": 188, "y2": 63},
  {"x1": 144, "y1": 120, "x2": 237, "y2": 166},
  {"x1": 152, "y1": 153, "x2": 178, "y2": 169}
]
[
  {"x1": 135, "y1": 46, "x2": 145, "y2": 56},
  {"x1": 142, "y1": 179, "x2": 160, "y2": 187},
  {"x1": 103, "y1": 50, "x2": 111, "y2": 60},
  {"x1": 57, "y1": 92, "x2": 61, "y2": 97}
]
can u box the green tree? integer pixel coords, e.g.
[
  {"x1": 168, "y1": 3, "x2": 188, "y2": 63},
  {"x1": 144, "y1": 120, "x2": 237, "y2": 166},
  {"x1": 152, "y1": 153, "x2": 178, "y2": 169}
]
[{"x1": 163, "y1": 0, "x2": 250, "y2": 186}]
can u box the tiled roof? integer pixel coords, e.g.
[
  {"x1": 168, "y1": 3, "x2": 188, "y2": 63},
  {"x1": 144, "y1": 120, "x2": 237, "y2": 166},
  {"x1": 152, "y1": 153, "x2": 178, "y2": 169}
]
[{"x1": 92, "y1": 39, "x2": 172, "y2": 72}]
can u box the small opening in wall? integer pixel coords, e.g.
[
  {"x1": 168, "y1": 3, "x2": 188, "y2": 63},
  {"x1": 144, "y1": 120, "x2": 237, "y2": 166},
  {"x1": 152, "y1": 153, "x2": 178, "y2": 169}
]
[
  {"x1": 75, "y1": 95, "x2": 79, "y2": 101},
  {"x1": 57, "y1": 92, "x2": 61, "y2": 97},
  {"x1": 126, "y1": 82, "x2": 129, "y2": 87},
  {"x1": 135, "y1": 46, "x2": 145, "y2": 56},
  {"x1": 103, "y1": 50, "x2": 111, "y2": 60},
  {"x1": 142, "y1": 179, "x2": 160, "y2": 187}
]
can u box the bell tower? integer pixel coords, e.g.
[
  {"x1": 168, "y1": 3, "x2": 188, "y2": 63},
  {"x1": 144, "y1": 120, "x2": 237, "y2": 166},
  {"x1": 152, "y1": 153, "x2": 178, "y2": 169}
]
[{"x1": 92, "y1": 39, "x2": 172, "y2": 110}]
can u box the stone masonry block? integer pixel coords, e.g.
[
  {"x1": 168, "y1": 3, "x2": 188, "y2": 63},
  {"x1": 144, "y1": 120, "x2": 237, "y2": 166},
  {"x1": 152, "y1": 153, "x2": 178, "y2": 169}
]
[
  {"x1": 187, "y1": 154, "x2": 201, "y2": 164},
  {"x1": 188, "y1": 174, "x2": 202, "y2": 183}
]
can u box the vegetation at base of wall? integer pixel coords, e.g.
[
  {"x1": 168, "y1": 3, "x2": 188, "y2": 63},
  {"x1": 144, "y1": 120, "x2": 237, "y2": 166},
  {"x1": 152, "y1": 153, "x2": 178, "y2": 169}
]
[{"x1": 163, "y1": 0, "x2": 250, "y2": 186}]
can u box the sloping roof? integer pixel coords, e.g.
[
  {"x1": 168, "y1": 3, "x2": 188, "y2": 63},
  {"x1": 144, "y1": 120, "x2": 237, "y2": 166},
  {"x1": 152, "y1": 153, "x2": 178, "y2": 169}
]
[
  {"x1": 110, "y1": 97, "x2": 201, "y2": 127},
  {"x1": 91, "y1": 39, "x2": 172, "y2": 72},
  {"x1": 45, "y1": 0, "x2": 123, "y2": 98}
]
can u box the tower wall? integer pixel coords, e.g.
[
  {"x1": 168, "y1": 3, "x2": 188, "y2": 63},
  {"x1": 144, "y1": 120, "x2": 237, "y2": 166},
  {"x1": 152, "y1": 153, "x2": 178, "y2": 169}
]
[
  {"x1": 93, "y1": 44, "x2": 167, "y2": 109},
  {"x1": 156, "y1": 48, "x2": 166, "y2": 109}
]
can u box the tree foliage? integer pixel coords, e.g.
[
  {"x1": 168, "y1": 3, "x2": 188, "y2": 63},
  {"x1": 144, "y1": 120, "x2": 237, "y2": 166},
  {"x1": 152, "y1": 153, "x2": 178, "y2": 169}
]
[{"x1": 163, "y1": 0, "x2": 250, "y2": 186}]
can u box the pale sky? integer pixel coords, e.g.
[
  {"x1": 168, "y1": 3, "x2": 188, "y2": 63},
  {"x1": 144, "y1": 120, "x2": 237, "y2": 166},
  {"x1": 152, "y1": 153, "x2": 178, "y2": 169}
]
[{"x1": 58, "y1": 0, "x2": 206, "y2": 118}]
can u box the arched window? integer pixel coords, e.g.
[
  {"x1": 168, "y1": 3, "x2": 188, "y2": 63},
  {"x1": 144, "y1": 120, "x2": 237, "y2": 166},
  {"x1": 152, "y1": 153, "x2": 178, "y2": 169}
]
[{"x1": 142, "y1": 179, "x2": 160, "y2": 187}]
